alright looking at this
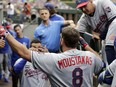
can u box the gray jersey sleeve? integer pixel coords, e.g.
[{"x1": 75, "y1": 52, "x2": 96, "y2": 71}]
[
  {"x1": 101, "y1": 0, "x2": 116, "y2": 19},
  {"x1": 90, "y1": 52, "x2": 104, "y2": 74},
  {"x1": 107, "y1": 59, "x2": 116, "y2": 75},
  {"x1": 31, "y1": 51, "x2": 55, "y2": 74},
  {"x1": 76, "y1": 14, "x2": 88, "y2": 32}
]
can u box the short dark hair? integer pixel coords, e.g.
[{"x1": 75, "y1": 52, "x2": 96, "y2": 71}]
[
  {"x1": 62, "y1": 27, "x2": 80, "y2": 48},
  {"x1": 14, "y1": 24, "x2": 21, "y2": 30},
  {"x1": 38, "y1": 8, "x2": 49, "y2": 13},
  {"x1": 30, "y1": 39, "x2": 41, "y2": 47},
  {"x1": 31, "y1": 39, "x2": 41, "y2": 44}
]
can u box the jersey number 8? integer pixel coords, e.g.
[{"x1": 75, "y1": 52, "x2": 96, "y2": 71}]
[{"x1": 72, "y1": 68, "x2": 83, "y2": 87}]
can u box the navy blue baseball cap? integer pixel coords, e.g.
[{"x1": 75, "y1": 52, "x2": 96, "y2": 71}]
[
  {"x1": 76, "y1": 0, "x2": 89, "y2": 8},
  {"x1": 44, "y1": 3, "x2": 55, "y2": 10}
]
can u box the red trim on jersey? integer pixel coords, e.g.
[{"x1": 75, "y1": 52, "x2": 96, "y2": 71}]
[{"x1": 76, "y1": 2, "x2": 88, "y2": 8}]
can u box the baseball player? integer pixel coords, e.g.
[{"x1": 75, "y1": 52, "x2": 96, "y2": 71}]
[
  {"x1": 98, "y1": 59, "x2": 116, "y2": 87},
  {"x1": 98, "y1": 37, "x2": 116, "y2": 87},
  {"x1": 13, "y1": 39, "x2": 49, "y2": 87},
  {"x1": 0, "y1": 26, "x2": 105, "y2": 87},
  {"x1": 76, "y1": 0, "x2": 116, "y2": 65}
]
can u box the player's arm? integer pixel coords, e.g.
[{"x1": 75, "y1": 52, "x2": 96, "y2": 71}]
[
  {"x1": 0, "y1": 28, "x2": 31, "y2": 61},
  {"x1": 13, "y1": 58, "x2": 27, "y2": 73},
  {"x1": 98, "y1": 59, "x2": 116, "y2": 85},
  {"x1": 79, "y1": 36, "x2": 100, "y2": 58},
  {"x1": 64, "y1": 20, "x2": 75, "y2": 28},
  {"x1": 98, "y1": 69, "x2": 113, "y2": 85}
]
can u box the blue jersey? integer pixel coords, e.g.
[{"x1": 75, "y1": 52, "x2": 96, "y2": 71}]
[
  {"x1": 11, "y1": 36, "x2": 30, "y2": 67},
  {"x1": 34, "y1": 20, "x2": 64, "y2": 52},
  {"x1": 50, "y1": 14, "x2": 64, "y2": 21}
]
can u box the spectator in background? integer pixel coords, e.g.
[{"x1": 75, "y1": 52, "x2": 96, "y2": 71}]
[
  {"x1": 21, "y1": 2, "x2": 31, "y2": 22},
  {"x1": 45, "y1": 0, "x2": 54, "y2": 6},
  {"x1": 44, "y1": 3, "x2": 64, "y2": 21},
  {"x1": 0, "y1": 25, "x2": 13, "y2": 83},
  {"x1": 34, "y1": 8, "x2": 75, "y2": 53},
  {"x1": 10, "y1": 24, "x2": 30, "y2": 87},
  {"x1": 2, "y1": 18, "x2": 16, "y2": 37},
  {"x1": 6, "y1": 2, "x2": 14, "y2": 20}
]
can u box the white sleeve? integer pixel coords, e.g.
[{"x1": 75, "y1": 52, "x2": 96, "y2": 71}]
[
  {"x1": 101, "y1": 0, "x2": 116, "y2": 19},
  {"x1": 107, "y1": 59, "x2": 116, "y2": 75},
  {"x1": 31, "y1": 51, "x2": 55, "y2": 74},
  {"x1": 76, "y1": 14, "x2": 88, "y2": 33}
]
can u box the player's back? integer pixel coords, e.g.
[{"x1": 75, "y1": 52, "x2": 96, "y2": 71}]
[
  {"x1": 31, "y1": 49, "x2": 103, "y2": 87},
  {"x1": 49, "y1": 49, "x2": 103, "y2": 87}
]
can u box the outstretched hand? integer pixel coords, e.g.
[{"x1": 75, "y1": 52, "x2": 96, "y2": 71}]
[{"x1": 0, "y1": 26, "x2": 6, "y2": 37}]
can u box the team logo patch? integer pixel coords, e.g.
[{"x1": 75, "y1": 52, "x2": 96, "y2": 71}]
[
  {"x1": 106, "y1": 7, "x2": 111, "y2": 13},
  {"x1": 109, "y1": 34, "x2": 115, "y2": 40}
]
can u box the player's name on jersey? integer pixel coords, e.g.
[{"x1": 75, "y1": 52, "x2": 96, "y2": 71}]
[{"x1": 58, "y1": 56, "x2": 92, "y2": 69}]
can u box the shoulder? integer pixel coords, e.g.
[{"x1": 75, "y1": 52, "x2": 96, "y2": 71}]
[
  {"x1": 35, "y1": 24, "x2": 43, "y2": 30},
  {"x1": 55, "y1": 14, "x2": 64, "y2": 20},
  {"x1": 23, "y1": 36, "x2": 30, "y2": 40}
]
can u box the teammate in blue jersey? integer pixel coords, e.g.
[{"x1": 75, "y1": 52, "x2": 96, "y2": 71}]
[
  {"x1": 44, "y1": 3, "x2": 64, "y2": 21},
  {"x1": 10, "y1": 24, "x2": 30, "y2": 87},
  {"x1": 34, "y1": 8, "x2": 75, "y2": 53}
]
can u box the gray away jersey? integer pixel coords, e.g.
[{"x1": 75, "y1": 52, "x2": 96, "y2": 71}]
[
  {"x1": 77, "y1": 0, "x2": 116, "y2": 45},
  {"x1": 31, "y1": 49, "x2": 103, "y2": 87},
  {"x1": 21, "y1": 61, "x2": 49, "y2": 87},
  {"x1": 107, "y1": 59, "x2": 116, "y2": 87}
]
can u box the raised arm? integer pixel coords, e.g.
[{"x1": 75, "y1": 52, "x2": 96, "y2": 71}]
[{"x1": 0, "y1": 27, "x2": 31, "y2": 61}]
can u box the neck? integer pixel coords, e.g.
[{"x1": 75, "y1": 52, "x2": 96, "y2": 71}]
[
  {"x1": 62, "y1": 46, "x2": 76, "y2": 52},
  {"x1": 43, "y1": 20, "x2": 49, "y2": 26},
  {"x1": 89, "y1": 3, "x2": 95, "y2": 17},
  {"x1": 18, "y1": 34, "x2": 23, "y2": 38}
]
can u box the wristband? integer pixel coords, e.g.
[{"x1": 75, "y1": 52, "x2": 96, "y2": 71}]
[
  {"x1": 4, "y1": 31, "x2": 9, "y2": 38},
  {"x1": 79, "y1": 37, "x2": 88, "y2": 48}
]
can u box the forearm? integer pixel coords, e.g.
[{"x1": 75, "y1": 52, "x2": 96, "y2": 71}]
[
  {"x1": 79, "y1": 36, "x2": 100, "y2": 58},
  {"x1": 85, "y1": 45, "x2": 100, "y2": 58},
  {"x1": 6, "y1": 33, "x2": 31, "y2": 61}
]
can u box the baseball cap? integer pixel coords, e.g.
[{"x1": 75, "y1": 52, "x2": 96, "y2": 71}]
[
  {"x1": 76, "y1": 0, "x2": 89, "y2": 8},
  {"x1": 44, "y1": 3, "x2": 55, "y2": 10}
]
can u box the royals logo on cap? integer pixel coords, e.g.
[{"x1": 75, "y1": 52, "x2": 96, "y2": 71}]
[{"x1": 76, "y1": 0, "x2": 89, "y2": 8}]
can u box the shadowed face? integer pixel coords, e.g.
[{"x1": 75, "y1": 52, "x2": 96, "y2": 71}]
[
  {"x1": 14, "y1": 26, "x2": 22, "y2": 37},
  {"x1": 79, "y1": 1, "x2": 94, "y2": 15}
]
